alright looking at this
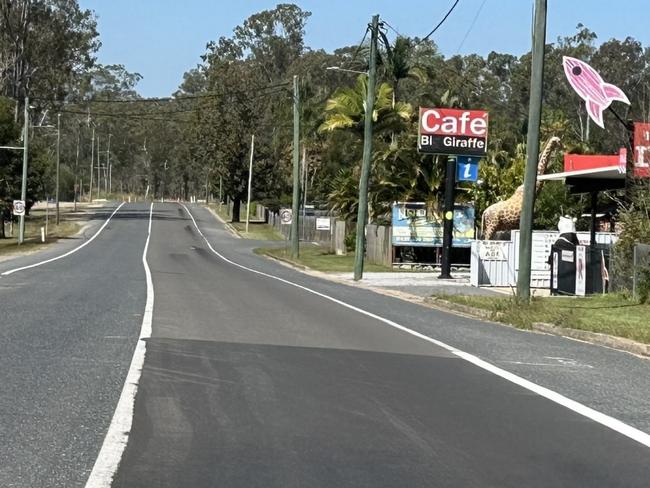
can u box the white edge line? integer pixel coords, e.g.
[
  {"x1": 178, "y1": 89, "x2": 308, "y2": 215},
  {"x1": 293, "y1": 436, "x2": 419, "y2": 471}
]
[
  {"x1": 1, "y1": 202, "x2": 126, "y2": 276},
  {"x1": 85, "y1": 202, "x2": 155, "y2": 488},
  {"x1": 180, "y1": 203, "x2": 650, "y2": 450}
]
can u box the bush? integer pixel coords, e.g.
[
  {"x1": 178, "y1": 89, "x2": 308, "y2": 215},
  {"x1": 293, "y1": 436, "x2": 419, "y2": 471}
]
[
  {"x1": 345, "y1": 230, "x2": 356, "y2": 252},
  {"x1": 611, "y1": 182, "x2": 650, "y2": 292},
  {"x1": 637, "y1": 266, "x2": 650, "y2": 303}
]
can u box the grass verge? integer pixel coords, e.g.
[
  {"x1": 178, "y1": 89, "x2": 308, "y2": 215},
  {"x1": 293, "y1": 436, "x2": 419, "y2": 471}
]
[
  {"x1": 434, "y1": 293, "x2": 650, "y2": 344},
  {"x1": 0, "y1": 209, "x2": 80, "y2": 257},
  {"x1": 206, "y1": 203, "x2": 283, "y2": 240},
  {"x1": 229, "y1": 221, "x2": 284, "y2": 241},
  {"x1": 255, "y1": 243, "x2": 393, "y2": 273}
]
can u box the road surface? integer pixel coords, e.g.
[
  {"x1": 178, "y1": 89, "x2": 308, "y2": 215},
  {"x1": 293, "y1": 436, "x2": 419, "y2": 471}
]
[{"x1": 1, "y1": 202, "x2": 649, "y2": 487}]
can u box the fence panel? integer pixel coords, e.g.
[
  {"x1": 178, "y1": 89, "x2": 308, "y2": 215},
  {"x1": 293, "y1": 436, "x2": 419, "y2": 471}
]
[{"x1": 366, "y1": 224, "x2": 392, "y2": 267}]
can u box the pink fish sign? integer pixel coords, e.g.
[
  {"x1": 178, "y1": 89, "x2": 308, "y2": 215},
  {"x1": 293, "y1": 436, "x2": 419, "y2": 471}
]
[{"x1": 563, "y1": 56, "x2": 629, "y2": 129}]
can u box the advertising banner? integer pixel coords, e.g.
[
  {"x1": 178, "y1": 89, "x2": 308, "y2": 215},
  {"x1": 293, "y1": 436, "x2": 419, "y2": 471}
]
[
  {"x1": 391, "y1": 202, "x2": 474, "y2": 247},
  {"x1": 633, "y1": 122, "x2": 650, "y2": 178},
  {"x1": 418, "y1": 108, "x2": 488, "y2": 156}
]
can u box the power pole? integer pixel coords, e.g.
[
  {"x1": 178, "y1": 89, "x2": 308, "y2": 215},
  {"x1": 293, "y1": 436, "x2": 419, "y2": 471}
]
[
  {"x1": 74, "y1": 124, "x2": 80, "y2": 211},
  {"x1": 55, "y1": 113, "x2": 61, "y2": 225},
  {"x1": 89, "y1": 125, "x2": 95, "y2": 202},
  {"x1": 245, "y1": 134, "x2": 255, "y2": 233},
  {"x1": 438, "y1": 156, "x2": 456, "y2": 278},
  {"x1": 302, "y1": 145, "x2": 308, "y2": 240},
  {"x1": 290, "y1": 74, "x2": 301, "y2": 257},
  {"x1": 18, "y1": 97, "x2": 29, "y2": 244},
  {"x1": 107, "y1": 133, "x2": 112, "y2": 195},
  {"x1": 517, "y1": 0, "x2": 547, "y2": 300},
  {"x1": 96, "y1": 135, "x2": 101, "y2": 199},
  {"x1": 353, "y1": 14, "x2": 379, "y2": 281}
]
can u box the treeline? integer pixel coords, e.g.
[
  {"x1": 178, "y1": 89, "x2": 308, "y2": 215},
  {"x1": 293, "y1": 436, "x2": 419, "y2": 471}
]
[
  {"x1": 178, "y1": 6, "x2": 650, "y2": 227},
  {"x1": 2, "y1": 2, "x2": 649, "y2": 233}
]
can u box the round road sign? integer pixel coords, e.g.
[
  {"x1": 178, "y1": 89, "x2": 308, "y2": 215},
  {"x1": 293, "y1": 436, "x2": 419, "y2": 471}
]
[
  {"x1": 280, "y1": 208, "x2": 293, "y2": 225},
  {"x1": 13, "y1": 200, "x2": 25, "y2": 216}
]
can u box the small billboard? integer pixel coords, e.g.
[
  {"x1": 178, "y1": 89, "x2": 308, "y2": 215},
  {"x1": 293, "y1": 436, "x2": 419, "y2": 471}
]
[{"x1": 391, "y1": 202, "x2": 475, "y2": 247}]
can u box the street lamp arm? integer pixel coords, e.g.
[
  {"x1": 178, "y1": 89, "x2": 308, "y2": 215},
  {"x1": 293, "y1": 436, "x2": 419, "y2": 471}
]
[{"x1": 325, "y1": 66, "x2": 368, "y2": 75}]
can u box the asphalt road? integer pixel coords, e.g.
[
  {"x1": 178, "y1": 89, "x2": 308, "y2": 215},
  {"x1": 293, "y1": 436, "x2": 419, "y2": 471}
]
[
  {"x1": 1, "y1": 202, "x2": 649, "y2": 487},
  {"x1": 113, "y1": 203, "x2": 649, "y2": 487},
  {"x1": 0, "y1": 203, "x2": 148, "y2": 487}
]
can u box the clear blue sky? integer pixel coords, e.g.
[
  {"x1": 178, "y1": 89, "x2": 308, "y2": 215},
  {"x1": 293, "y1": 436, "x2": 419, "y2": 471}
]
[{"x1": 78, "y1": 0, "x2": 650, "y2": 98}]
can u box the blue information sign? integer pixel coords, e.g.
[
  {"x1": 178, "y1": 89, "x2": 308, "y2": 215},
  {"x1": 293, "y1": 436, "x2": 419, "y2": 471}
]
[{"x1": 456, "y1": 156, "x2": 479, "y2": 182}]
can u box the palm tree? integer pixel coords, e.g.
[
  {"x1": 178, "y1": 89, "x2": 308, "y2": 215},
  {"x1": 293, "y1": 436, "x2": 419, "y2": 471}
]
[{"x1": 318, "y1": 75, "x2": 412, "y2": 136}]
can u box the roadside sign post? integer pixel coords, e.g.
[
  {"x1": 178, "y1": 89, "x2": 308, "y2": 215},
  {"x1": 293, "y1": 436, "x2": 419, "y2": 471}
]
[
  {"x1": 280, "y1": 208, "x2": 293, "y2": 254},
  {"x1": 418, "y1": 107, "x2": 488, "y2": 278}
]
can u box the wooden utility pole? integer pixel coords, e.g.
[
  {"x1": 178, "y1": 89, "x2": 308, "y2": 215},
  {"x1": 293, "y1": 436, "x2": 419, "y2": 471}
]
[
  {"x1": 353, "y1": 15, "x2": 379, "y2": 281},
  {"x1": 245, "y1": 134, "x2": 255, "y2": 233},
  {"x1": 290, "y1": 75, "x2": 301, "y2": 257},
  {"x1": 517, "y1": 0, "x2": 547, "y2": 300}
]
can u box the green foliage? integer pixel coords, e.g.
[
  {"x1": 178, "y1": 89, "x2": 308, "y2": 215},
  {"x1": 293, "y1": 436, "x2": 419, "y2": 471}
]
[
  {"x1": 611, "y1": 182, "x2": 650, "y2": 292},
  {"x1": 344, "y1": 229, "x2": 356, "y2": 252}
]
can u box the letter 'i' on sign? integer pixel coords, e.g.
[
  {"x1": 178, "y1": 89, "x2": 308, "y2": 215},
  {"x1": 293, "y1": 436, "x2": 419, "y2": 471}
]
[{"x1": 456, "y1": 156, "x2": 479, "y2": 182}]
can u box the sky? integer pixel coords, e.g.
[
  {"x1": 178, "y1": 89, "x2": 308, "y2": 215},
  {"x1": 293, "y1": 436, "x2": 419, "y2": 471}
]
[{"x1": 77, "y1": 0, "x2": 650, "y2": 98}]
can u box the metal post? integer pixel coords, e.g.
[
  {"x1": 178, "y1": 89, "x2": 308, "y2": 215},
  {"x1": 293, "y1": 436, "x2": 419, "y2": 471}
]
[
  {"x1": 590, "y1": 191, "x2": 597, "y2": 248},
  {"x1": 18, "y1": 97, "x2": 29, "y2": 244},
  {"x1": 439, "y1": 156, "x2": 456, "y2": 278},
  {"x1": 55, "y1": 113, "x2": 61, "y2": 225},
  {"x1": 516, "y1": 0, "x2": 547, "y2": 300},
  {"x1": 290, "y1": 75, "x2": 301, "y2": 257},
  {"x1": 245, "y1": 134, "x2": 254, "y2": 233},
  {"x1": 353, "y1": 14, "x2": 379, "y2": 281}
]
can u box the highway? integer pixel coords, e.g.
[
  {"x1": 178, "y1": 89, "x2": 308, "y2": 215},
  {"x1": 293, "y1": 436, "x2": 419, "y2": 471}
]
[{"x1": 1, "y1": 202, "x2": 649, "y2": 487}]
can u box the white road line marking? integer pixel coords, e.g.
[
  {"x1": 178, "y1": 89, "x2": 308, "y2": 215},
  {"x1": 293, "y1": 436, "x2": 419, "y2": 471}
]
[
  {"x1": 1, "y1": 202, "x2": 126, "y2": 276},
  {"x1": 85, "y1": 202, "x2": 155, "y2": 488},
  {"x1": 182, "y1": 203, "x2": 650, "y2": 450}
]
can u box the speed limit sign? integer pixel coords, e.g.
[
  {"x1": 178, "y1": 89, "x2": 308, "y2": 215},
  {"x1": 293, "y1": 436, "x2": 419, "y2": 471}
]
[
  {"x1": 13, "y1": 200, "x2": 25, "y2": 216},
  {"x1": 279, "y1": 208, "x2": 292, "y2": 225}
]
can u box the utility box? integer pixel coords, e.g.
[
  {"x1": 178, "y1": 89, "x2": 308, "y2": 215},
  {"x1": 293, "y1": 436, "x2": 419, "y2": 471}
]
[{"x1": 550, "y1": 245, "x2": 610, "y2": 296}]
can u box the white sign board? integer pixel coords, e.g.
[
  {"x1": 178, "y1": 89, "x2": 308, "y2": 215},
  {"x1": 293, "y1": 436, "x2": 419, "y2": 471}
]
[
  {"x1": 13, "y1": 200, "x2": 25, "y2": 216},
  {"x1": 316, "y1": 217, "x2": 331, "y2": 231},
  {"x1": 279, "y1": 208, "x2": 292, "y2": 225},
  {"x1": 575, "y1": 245, "x2": 586, "y2": 296},
  {"x1": 478, "y1": 242, "x2": 507, "y2": 261}
]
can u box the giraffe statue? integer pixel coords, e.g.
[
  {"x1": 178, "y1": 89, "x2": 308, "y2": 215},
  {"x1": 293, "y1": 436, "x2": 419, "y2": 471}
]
[{"x1": 481, "y1": 136, "x2": 562, "y2": 240}]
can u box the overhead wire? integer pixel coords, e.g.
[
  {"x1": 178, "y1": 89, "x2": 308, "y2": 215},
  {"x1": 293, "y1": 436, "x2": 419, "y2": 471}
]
[
  {"x1": 417, "y1": 0, "x2": 461, "y2": 45},
  {"x1": 32, "y1": 81, "x2": 292, "y2": 107},
  {"x1": 455, "y1": 0, "x2": 487, "y2": 53}
]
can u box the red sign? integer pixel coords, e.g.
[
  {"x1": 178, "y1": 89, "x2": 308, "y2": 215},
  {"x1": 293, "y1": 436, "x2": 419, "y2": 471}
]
[
  {"x1": 563, "y1": 149, "x2": 626, "y2": 173},
  {"x1": 633, "y1": 122, "x2": 650, "y2": 178},
  {"x1": 418, "y1": 108, "x2": 488, "y2": 156}
]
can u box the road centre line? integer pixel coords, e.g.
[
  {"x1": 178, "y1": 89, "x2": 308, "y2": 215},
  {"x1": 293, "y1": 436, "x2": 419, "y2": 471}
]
[
  {"x1": 85, "y1": 202, "x2": 154, "y2": 488},
  {"x1": 1, "y1": 202, "x2": 126, "y2": 276},
  {"x1": 181, "y1": 203, "x2": 650, "y2": 450}
]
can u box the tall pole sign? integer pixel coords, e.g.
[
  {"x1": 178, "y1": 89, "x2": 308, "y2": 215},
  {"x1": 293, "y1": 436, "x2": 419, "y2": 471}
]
[
  {"x1": 418, "y1": 107, "x2": 488, "y2": 278},
  {"x1": 418, "y1": 108, "x2": 488, "y2": 156}
]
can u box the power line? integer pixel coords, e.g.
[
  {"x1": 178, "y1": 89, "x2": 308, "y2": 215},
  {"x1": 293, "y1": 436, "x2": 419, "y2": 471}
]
[
  {"x1": 417, "y1": 0, "x2": 461, "y2": 44},
  {"x1": 456, "y1": 0, "x2": 487, "y2": 53},
  {"x1": 346, "y1": 26, "x2": 371, "y2": 68},
  {"x1": 382, "y1": 20, "x2": 403, "y2": 38},
  {"x1": 33, "y1": 81, "x2": 292, "y2": 106}
]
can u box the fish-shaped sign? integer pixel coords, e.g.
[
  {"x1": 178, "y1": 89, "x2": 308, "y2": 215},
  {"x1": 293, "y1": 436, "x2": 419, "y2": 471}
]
[{"x1": 562, "y1": 56, "x2": 629, "y2": 129}]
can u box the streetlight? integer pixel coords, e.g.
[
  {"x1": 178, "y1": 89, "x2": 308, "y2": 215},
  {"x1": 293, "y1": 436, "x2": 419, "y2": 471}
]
[{"x1": 325, "y1": 66, "x2": 368, "y2": 75}]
